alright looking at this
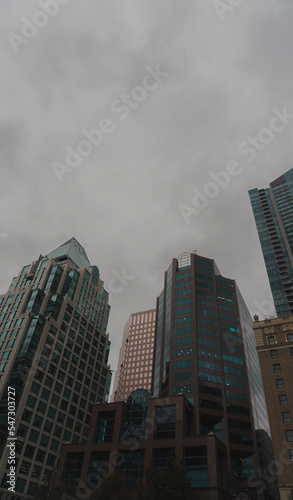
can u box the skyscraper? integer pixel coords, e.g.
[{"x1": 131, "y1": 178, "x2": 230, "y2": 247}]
[
  {"x1": 249, "y1": 168, "x2": 293, "y2": 317},
  {"x1": 112, "y1": 309, "x2": 156, "y2": 402},
  {"x1": 152, "y1": 252, "x2": 271, "y2": 498},
  {"x1": 0, "y1": 238, "x2": 112, "y2": 500}
]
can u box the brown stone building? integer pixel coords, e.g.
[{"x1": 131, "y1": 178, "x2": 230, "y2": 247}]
[
  {"x1": 253, "y1": 315, "x2": 293, "y2": 500},
  {"x1": 55, "y1": 389, "x2": 231, "y2": 500}
]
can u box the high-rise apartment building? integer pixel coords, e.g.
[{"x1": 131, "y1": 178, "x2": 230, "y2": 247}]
[
  {"x1": 152, "y1": 252, "x2": 271, "y2": 499},
  {"x1": 0, "y1": 238, "x2": 112, "y2": 500},
  {"x1": 112, "y1": 309, "x2": 156, "y2": 402},
  {"x1": 253, "y1": 315, "x2": 293, "y2": 500},
  {"x1": 249, "y1": 168, "x2": 293, "y2": 317}
]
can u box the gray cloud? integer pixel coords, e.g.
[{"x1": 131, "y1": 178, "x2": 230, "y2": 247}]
[{"x1": 1, "y1": 0, "x2": 292, "y2": 382}]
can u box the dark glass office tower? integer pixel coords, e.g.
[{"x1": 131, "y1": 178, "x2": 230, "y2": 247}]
[
  {"x1": 152, "y1": 252, "x2": 270, "y2": 499},
  {"x1": 0, "y1": 238, "x2": 112, "y2": 500},
  {"x1": 249, "y1": 168, "x2": 293, "y2": 317}
]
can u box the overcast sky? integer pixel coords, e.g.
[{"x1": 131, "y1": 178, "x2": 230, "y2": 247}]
[{"x1": 1, "y1": 0, "x2": 293, "y2": 389}]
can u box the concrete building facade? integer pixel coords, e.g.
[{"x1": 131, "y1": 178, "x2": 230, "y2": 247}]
[{"x1": 0, "y1": 238, "x2": 112, "y2": 499}]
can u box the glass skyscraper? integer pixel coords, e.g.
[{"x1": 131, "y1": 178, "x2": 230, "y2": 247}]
[
  {"x1": 249, "y1": 168, "x2": 293, "y2": 317},
  {"x1": 152, "y1": 252, "x2": 270, "y2": 499},
  {"x1": 0, "y1": 238, "x2": 112, "y2": 500}
]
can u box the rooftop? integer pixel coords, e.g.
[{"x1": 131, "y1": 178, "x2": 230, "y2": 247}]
[{"x1": 46, "y1": 237, "x2": 91, "y2": 268}]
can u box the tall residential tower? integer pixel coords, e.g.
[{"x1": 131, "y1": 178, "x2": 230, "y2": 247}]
[
  {"x1": 0, "y1": 238, "x2": 112, "y2": 500},
  {"x1": 249, "y1": 168, "x2": 293, "y2": 317}
]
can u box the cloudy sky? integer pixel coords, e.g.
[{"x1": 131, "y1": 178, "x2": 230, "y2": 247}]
[{"x1": 1, "y1": 0, "x2": 293, "y2": 388}]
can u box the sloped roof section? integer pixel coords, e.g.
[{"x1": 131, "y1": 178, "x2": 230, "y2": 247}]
[{"x1": 46, "y1": 237, "x2": 91, "y2": 268}]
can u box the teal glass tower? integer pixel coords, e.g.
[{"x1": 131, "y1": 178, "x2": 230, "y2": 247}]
[
  {"x1": 0, "y1": 238, "x2": 112, "y2": 500},
  {"x1": 249, "y1": 168, "x2": 293, "y2": 317},
  {"x1": 152, "y1": 252, "x2": 270, "y2": 499}
]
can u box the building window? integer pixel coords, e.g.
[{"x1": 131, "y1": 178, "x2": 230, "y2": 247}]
[
  {"x1": 155, "y1": 405, "x2": 176, "y2": 439},
  {"x1": 15, "y1": 478, "x2": 26, "y2": 493},
  {"x1": 282, "y1": 412, "x2": 291, "y2": 423},
  {"x1": 35, "y1": 449, "x2": 46, "y2": 463},
  {"x1": 153, "y1": 448, "x2": 175, "y2": 470},
  {"x1": 267, "y1": 336, "x2": 276, "y2": 345},
  {"x1": 21, "y1": 409, "x2": 32, "y2": 423},
  {"x1": 18, "y1": 424, "x2": 28, "y2": 439},
  {"x1": 270, "y1": 350, "x2": 278, "y2": 359},
  {"x1": 24, "y1": 444, "x2": 35, "y2": 459},
  {"x1": 89, "y1": 451, "x2": 110, "y2": 488},
  {"x1": 47, "y1": 453, "x2": 56, "y2": 467},
  {"x1": 19, "y1": 461, "x2": 31, "y2": 475},
  {"x1": 286, "y1": 333, "x2": 293, "y2": 343},
  {"x1": 285, "y1": 430, "x2": 293, "y2": 442},
  {"x1": 29, "y1": 429, "x2": 39, "y2": 443},
  {"x1": 40, "y1": 435, "x2": 49, "y2": 447},
  {"x1": 276, "y1": 379, "x2": 285, "y2": 389},
  {"x1": 290, "y1": 347, "x2": 293, "y2": 356},
  {"x1": 184, "y1": 446, "x2": 208, "y2": 487},
  {"x1": 117, "y1": 450, "x2": 145, "y2": 488},
  {"x1": 96, "y1": 411, "x2": 115, "y2": 443},
  {"x1": 279, "y1": 395, "x2": 288, "y2": 406},
  {"x1": 273, "y1": 364, "x2": 281, "y2": 374},
  {"x1": 27, "y1": 482, "x2": 38, "y2": 496},
  {"x1": 123, "y1": 389, "x2": 150, "y2": 442},
  {"x1": 64, "y1": 452, "x2": 85, "y2": 483},
  {"x1": 289, "y1": 450, "x2": 293, "y2": 462}
]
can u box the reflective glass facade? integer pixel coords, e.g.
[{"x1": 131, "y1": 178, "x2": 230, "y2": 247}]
[
  {"x1": 152, "y1": 252, "x2": 270, "y2": 498},
  {"x1": 249, "y1": 168, "x2": 293, "y2": 317},
  {"x1": 0, "y1": 239, "x2": 111, "y2": 500}
]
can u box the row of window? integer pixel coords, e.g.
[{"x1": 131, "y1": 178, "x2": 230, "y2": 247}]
[
  {"x1": 270, "y1": 347, "x2": 293, "y2": 358},
  {"x1": 267, "y1": 333, "x2": 293, "y2": 344},
  {"x1": 65, "y1": 445, "x2": 209, "y2": 490}
]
